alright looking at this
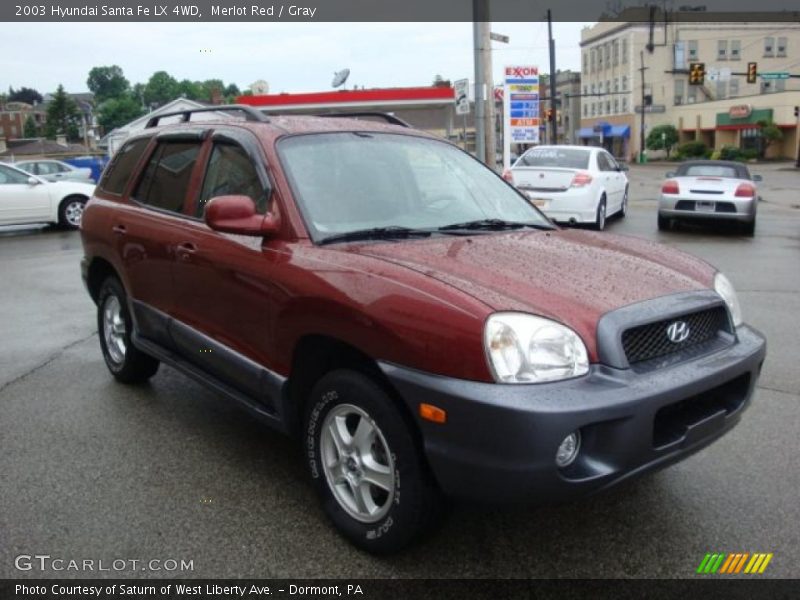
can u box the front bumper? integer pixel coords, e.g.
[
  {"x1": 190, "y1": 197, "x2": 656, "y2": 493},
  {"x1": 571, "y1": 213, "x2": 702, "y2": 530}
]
[{"x1": 379, "y1": 325, "x2": 766, "y2": 504}]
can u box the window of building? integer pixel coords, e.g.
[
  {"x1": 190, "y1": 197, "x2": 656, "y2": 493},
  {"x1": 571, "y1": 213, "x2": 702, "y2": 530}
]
[
  {"x1": 622, "y1": 75, "x2": 628, "y2": 91},
  {"x1": 775, "y1": 78, "x2": 786, "y2": 92},
  {"x1": 606, "y1": 100, "x2": 611, "y2": 113},
  {"x1": 583, "y1": 104, "x2": 588, "y2": 117},
  {"x1": 583, "y1": 52, "x2": 588, "y2": 74},
  {"x1": 614, "y1": 78, "x2": 619, "y2": 92},
  {"x1": 729, "y1": 78, "x2": 740, "y2": 97},
  {"x1": 717, "y1": 40, "x2": 728, "y2": 60},
  {"x1": 687, "y1": 86, "x2": 697, "y2": 104},
  {"x1": 133, "y1": 141, "x2": 202, "y2": 214},
  {"x1": 764, "y1": 36, "x2": 774, "y2": 57},
  {"x1": 583, "y1": 85, "x2": 588, "y2": 95},
  {"x1": 688, "y1": 40, "x2": 698, "y2": 60},
  {"x1": 730, "y1": 40, "x2": 741, "y2": 60},
  {"x1": 613, "y1": 98, "x2": 619, "y2": 113},
  {"x1": 622, "y1": 38, "x2": 628, "y2": 64},
  {"x1": 598, "y1": 46, "x2": 603, "y2": 69},
  {"x1": 777, "y1": 36, "x2": 787, "y2": 57},
  {"x1": 604, "y1": 43, "x2": 610, "y2": 67},
  {"x1": 613, "y1": 40, "x2": 619, "y2": 66},
  {"x1": 591, "y1": 83, "x2": 596, "y2": 95},
  {"x1": 622, "y1": 97, "x2": 628, "y2": 112},
  {"x1": 674, "y1": 79, "x2": 685, "y2": 105},
  {"x1": 591, "y1": 103, "x2": 596, "y2": 116},
  {"x1": 606, "y1": 80, "x2": 611, "y2": 95},
  {"x1": 590, "y1": 48, "x2": 596, "y2": 72},
  {"x1": 760, "y1": 80, "x2": 773, "y2": 94},
  {"x1": 715, "y1": 80, "x2": 727, "y2": 100},
  {"x1": 674, "y1": 41, "x2": 686, "y2": 69},
  {"x1": 10, "y1": 125, "x2": 17, "y2": 136}
]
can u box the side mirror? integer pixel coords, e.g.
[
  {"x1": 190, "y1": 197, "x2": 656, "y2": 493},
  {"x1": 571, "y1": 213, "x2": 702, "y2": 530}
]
[
  {"x1": 205, "y1": 195, "x2": 280, "y2": 237},
  {"x1": 665, "y1": 171, "x2": 675, "y2": 178},
  {"x1": 617, "y1": 164, "x2": 629, "y2": 172},
  {"x1": 27, "y1": 176, "x2": 41, "y2": 186},
  {"x1": 752, "y1": 174, "x2": 763, "y2": 182}
]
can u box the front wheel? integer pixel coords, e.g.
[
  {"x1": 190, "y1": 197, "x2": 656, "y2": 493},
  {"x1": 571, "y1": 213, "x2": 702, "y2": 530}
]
[
  {"x1": 58, "y1": 196, "x2": 87, "y2": 229},
  {"x1": 304, "y1": 370, "x2": 444, "y2": 554},
  {"x1": 97, "y1": 277, "x2": 159, "y2": 383},
  {"x1": 592, "y1": 197, "x2": 607, "y2": 231}
]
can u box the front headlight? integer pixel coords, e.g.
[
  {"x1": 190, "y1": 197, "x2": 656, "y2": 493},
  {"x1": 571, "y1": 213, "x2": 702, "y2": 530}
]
[
  {"x1": 484, "y1": 313, "x2": 589, "y2": 383},
  {"x1": 714, "y1": 272, "x2": 742, "y2": 327}
]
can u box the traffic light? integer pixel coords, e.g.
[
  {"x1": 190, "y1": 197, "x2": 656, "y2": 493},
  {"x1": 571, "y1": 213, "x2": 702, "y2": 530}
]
[
  {"x1": 747, "y1": 62, "x2": 758, "y2": 84},
  {"x1": 689, "y1": 62, "x2": 705, "y2": 85},
  {"x1": 795, "y1": 106, "x2": 800, "y2": 118},
  {"x1": 545, "y1": 108, "x2": 554, "y2": 119}
]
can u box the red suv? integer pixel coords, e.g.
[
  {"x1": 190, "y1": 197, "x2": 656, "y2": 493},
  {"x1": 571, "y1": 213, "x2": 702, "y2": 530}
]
[{"x1": 80, "y1": 106, "x2": 766, "y2": 554}]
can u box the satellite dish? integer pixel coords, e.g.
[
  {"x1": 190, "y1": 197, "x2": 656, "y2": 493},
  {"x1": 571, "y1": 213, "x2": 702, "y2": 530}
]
[{"x1": 332, "y1": 69, "x2": 350, "y2": 89}]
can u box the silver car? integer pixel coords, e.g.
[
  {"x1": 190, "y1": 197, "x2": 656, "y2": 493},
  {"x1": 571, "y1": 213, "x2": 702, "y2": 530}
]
[
  {"x1": 13, "y1": 159, "x2": 94, "y2": 183},
  {"x1": 658, "y1": 160, "x2": 761, "y2": 236}
]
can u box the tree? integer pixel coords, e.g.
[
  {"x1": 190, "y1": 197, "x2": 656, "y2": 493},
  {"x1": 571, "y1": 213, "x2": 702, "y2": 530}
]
[
  {"x1": 143, "y1": 71, "x2": 180, "y2": 108},
  {"x1": 224, "y1": 83, "x2": 241, "y2": 102},
  {"x1": 756, "y1": 119, "x2": 783, "y2": 159},
  {"x1": 44, "y1": 85, "x2": 81, "y2": 141},
  {"x1": 23, "y1": 114, "x2": 38, "y2": 137},
  {"x1": 201, "y1": 79, "x2": 225, "y2": 102},
  {"x1": 97, "y1": 95, "x2": 145, "y2": 133},
  {"x1": 8, "y1": 86, "x2": 43, "y2": 105},
  {"x1": 646, "y1": 124, "x2": 679, "y2": 159},
  {"x1": 87, "y1": 65, "x2": 130, "y2": 103},
  {"x1": 177, "y1": 79, "x2": 203, "y2": 100}
]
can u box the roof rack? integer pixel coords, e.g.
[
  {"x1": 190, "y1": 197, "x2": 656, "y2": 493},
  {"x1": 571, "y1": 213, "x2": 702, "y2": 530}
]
[
  {"x1": 145, "y1": 104, "x2": 269, "y2": 128},
  {"x1": 316, "y1": 112, "x2": 411, "y2": 128}
]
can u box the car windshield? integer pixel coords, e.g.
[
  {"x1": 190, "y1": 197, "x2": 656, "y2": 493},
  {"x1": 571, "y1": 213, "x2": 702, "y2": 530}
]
[
  {"x1": 517, "y1": 148, "x2": 590, "y2": 169},
  {"x1": 680, "y1": 165, "x2": 742, "y2": 178},
  {"x1": 278, "y1": 133, "x2": 551, "y2": 239}
]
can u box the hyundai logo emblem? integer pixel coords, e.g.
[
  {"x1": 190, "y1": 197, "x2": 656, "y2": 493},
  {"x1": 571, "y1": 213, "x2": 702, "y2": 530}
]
[{"x1": 666, "y1": 320, "x2": 690, "y2": 344}]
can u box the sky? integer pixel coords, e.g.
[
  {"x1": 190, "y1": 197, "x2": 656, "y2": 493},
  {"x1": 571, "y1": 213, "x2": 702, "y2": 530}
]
[{"x1": 0, "y1": 22, "x2": 591, "y2": 96}]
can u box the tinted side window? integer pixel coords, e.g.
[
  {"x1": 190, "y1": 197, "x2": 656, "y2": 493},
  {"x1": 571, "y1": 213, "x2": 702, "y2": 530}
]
[
  {"x1": 596, "y1": 153, "x2": 611, "y2": 171},
  {"x1": 133, "y1": 141, "x2": 201, "y2": 214},
  {"x1": 99, "y1": 138, "x2": 151, "y2": 195},
  {"x1": 196, "y1": 143, "x2": 267, "y2": 217}
]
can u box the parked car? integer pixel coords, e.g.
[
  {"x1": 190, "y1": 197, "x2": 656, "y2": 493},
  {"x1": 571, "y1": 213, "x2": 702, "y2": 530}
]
[
  {"x1": 80, "y1": 106, "x2": 766, "y2": 554},
  {"x1": 14, "y1": 159, "x2": 94, "y2": 183},
  {"x1": 506, "y1": 145, "x2": 629, "y2": 230},
  {"x1": 0, "y1": 162, "x2": 95, "y2": 229},
  {"x1": 658, "y1": 160, "x2": 761, "y2": 236}
]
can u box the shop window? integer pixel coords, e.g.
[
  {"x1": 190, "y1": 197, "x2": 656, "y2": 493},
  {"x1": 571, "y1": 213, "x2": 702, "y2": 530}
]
[
  {"x1": 715, "y1": 80, "x2": 727, "y2": 100},
  {"x1": 729, "y1": 78, "x2": 740, "y2": 97}
]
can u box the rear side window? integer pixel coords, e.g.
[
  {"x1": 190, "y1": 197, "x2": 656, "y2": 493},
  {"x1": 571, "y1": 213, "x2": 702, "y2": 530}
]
[
  {"x1": 133, "y1": 141, "x2": 201, "y2": 214},
  {"x1": 196, "y1": 143, "x2": 268, "y2": 217},
  {"x1": 99, "y1": 138, "x2": 151, "y2": 195},
  {"x1": 519, "y1": 148, "x2": 590, "y2": 169}
]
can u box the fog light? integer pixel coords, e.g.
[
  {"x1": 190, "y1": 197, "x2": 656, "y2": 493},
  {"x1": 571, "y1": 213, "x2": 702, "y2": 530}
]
[{"x1": 555, "y1": 431, "x2": 581, "y2": 467}]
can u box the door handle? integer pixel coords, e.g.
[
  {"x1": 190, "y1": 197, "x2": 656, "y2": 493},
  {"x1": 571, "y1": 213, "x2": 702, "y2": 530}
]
[
  {"x1": 112, "y1": 224, "x2": 127, "y2": 235},
  {"x1": 176, "y1": 242, "x2": 198, "y2": 261}
]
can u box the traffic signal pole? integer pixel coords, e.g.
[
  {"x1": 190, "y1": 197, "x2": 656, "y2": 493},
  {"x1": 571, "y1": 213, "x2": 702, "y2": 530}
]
[
  {"x1": 547, "y1": 10, "x2": 557, "y2": 144},
  {"x1": 639, "y1": 51, "x2": 648, "y2": 163}
]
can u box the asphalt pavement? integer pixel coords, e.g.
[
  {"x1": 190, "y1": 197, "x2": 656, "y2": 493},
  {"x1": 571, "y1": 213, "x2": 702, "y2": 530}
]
[{"x1": 1, "y1": 162, "x2": 798, "y2": 578}]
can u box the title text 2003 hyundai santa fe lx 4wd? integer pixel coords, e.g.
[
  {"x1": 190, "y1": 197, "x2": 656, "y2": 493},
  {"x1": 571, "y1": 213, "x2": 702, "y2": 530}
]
[{"x1": 80, "y1": 106, "x2": 766, "y2": 554}]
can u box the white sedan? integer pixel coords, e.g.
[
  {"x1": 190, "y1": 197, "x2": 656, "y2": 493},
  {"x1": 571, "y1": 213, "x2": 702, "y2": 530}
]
[
  {"x1": 14, "y1": 159, "x2": 94, "y2": 183},
  {"x1": 506, "y1": 145, "x2": 629, "y2": 230},
  {"x1": 0, "y1": 162, "x2": 96, "y2": 229}
]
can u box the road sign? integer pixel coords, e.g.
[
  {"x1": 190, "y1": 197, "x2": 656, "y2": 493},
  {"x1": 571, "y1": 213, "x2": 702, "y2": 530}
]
[
  {"x1": 760, "y1": 72, "x2": 789, "y2": 80},
  {"x1": 490, "y1": 32, "x2": 510, "y2": 43},
  {"x1": 454, "y1": 78, "x2": 470, "y2": 115},
  {"x1": 634, "y1": 104, "x2": 666, "y2": 114}
]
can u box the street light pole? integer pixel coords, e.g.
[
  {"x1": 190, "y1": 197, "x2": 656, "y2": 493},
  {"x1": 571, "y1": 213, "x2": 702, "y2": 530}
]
[
  {"x1": 472, "y1": 19, "x2": 485, "y2": 164},
  {"x1": 547, "y1": 10, "x2": 558, "y2": 144},
  {"x1": 639, "y1": 50, "x2": 648, "y2": 163}
]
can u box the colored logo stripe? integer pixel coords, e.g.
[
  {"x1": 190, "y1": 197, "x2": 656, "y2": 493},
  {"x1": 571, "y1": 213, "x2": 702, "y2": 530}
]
[{"x1": 697, "y1": 553, "x2": 773, "y2": 574}]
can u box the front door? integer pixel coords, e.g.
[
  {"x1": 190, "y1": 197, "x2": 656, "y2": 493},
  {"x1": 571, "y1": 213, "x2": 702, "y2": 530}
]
[{"x1": 0, "y1": 164, "x2": 51, "y2": 225}]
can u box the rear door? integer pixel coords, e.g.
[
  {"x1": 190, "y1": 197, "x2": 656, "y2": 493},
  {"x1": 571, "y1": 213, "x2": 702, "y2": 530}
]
[
  {"x1": 110, "y1": 133, "x2": 205, "y2": 348},
  {"x1": 596, "y1": 151, "x2": 624, "y2": 210},
  {"x1": 0, "y1": 164, "x2": 51, "y2": 224}
]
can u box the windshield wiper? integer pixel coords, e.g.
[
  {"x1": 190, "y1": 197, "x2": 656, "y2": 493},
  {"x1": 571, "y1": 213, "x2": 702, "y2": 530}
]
[
  {"x1": 318, "y1": 226, "x2": 433, "y2": 245},
  {"x1": 438, "y1": 218, "x2": 554, "y2": 232}
]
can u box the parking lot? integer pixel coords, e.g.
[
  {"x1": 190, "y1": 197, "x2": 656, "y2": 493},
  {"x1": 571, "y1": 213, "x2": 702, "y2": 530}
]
[{"x1": 1, "y1": 161, "x2": 798, "y2": 579}]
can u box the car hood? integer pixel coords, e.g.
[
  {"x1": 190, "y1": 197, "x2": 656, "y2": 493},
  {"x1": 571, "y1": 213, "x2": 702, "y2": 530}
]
[{"x1": 344, "y1": 228, "x2": 716, "y2": 346}]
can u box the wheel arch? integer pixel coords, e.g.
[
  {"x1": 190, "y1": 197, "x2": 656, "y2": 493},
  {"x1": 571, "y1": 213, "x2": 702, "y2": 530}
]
[{"x1": 86, "y1": 257, "x2": 121, "y2": 304}]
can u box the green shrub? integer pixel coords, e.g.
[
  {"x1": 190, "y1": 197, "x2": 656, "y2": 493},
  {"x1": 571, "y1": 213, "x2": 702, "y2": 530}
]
[
  {"x1": 677, "y1": 140, "x2": 707, "y2": 157},
  {"x1": 740, "y1": 148, "x2": 759, "y2": 161},
  {"x1": 710, "y1": 150, "x2": 722, "y2": 160},
  {"x1": 719, "y1": 145, "x2": 741, "y2": 161}
]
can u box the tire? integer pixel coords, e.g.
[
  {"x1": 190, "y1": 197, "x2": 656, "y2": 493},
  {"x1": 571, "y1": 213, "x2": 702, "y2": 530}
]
[
  {"x1": 97, "y1": 277, "x2": 159, "y2": 383},
  {"x1": 619, "y1": 187, "x2": 629, "y2": 218},
  {"x1": 58, "y1": 195, "x2": 88, "y2": 230},
  {"x1": 741, "y1": 219, "x2": 756, "y2": 237},
  {"x1": 657, "y1": 214, "x2": 671, "y2": 231},
  {"x1": 304, "y1": 369, "x2": 444, "y2": 554},
  {"x1": 592, "y1": 196, "x2": 607, "y2": 231}
]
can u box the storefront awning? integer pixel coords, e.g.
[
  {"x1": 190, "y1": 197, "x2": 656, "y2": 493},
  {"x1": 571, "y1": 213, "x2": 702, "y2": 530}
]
[{"x1": 608, "y1": 125, "x2": 630, "y2": 138}]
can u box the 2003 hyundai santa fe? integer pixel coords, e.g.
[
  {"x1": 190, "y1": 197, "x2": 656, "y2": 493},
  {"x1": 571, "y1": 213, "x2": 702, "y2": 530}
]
[{"x1": 80, "y1": 106, "x2": 766, "y2": 553}]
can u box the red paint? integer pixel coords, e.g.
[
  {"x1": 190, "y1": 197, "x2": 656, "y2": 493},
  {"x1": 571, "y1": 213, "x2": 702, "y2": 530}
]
[
  {"x1": 237, "y1": 86, "x2": 454, "y2": 108},
  {"x1": 82, "y1": 117, "x2": 716, "y2": 385}
]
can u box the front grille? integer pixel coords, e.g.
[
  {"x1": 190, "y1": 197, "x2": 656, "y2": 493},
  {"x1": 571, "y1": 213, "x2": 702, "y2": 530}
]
[{"x1": 621, "y1": 306, "x2": 729, "y2": 365}]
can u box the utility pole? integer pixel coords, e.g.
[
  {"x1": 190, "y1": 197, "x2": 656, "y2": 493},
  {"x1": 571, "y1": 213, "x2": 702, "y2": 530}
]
[
  {"x1": 547, "y1": 10, "x2": 557, "y2": 144},
  {"x1": 639, "y1": 50, "x2": 648, "y2": 163},
  {"x1": 480, "y1": 22, "x2": 496, "y2": 168},
  {"x1": 472, "y1": 0, "x2": 487, "y2": 164}
]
